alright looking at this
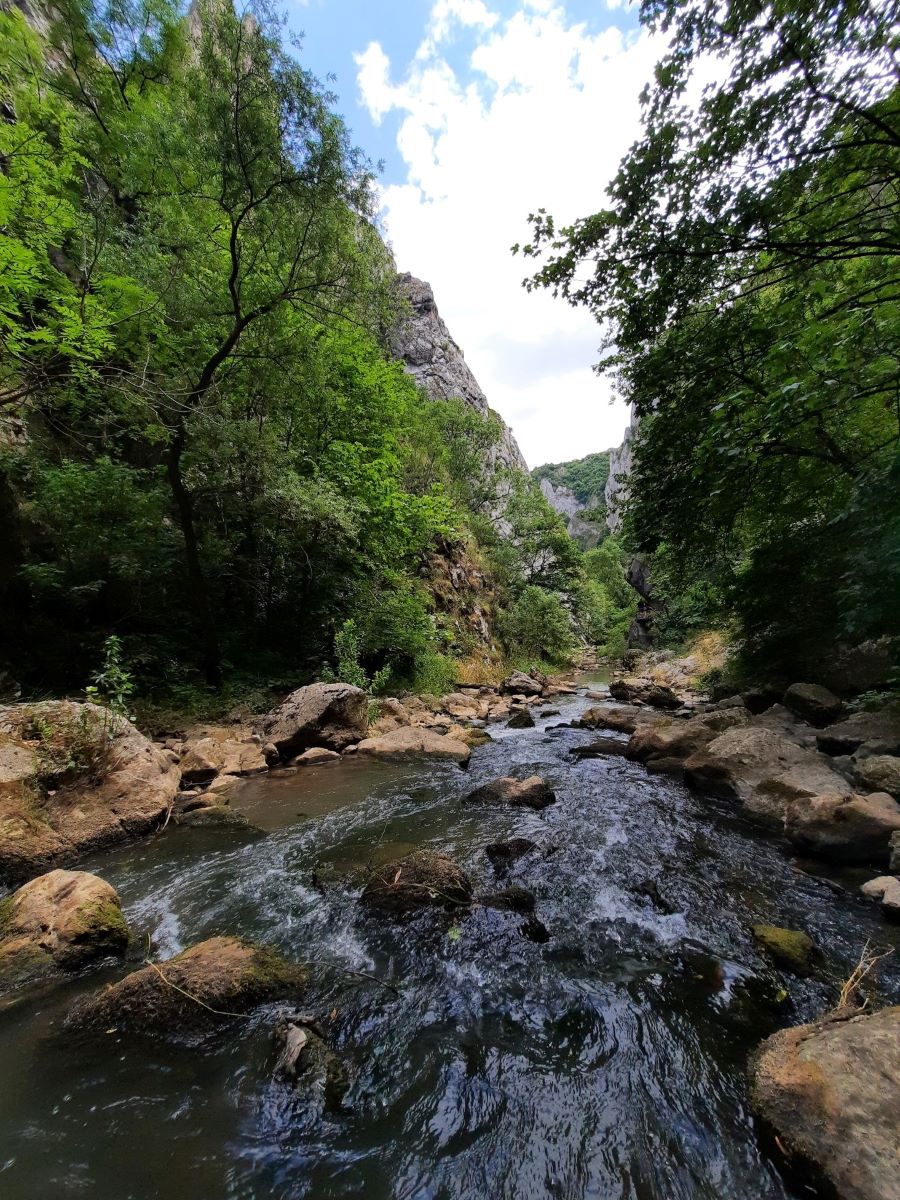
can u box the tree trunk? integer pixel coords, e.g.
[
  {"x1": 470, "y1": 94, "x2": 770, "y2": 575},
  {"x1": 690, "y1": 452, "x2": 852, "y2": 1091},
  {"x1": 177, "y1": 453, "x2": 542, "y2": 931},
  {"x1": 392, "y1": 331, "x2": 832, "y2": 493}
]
[{"x1": 166, "y1": 428, "x2": 222, "y2": 686}]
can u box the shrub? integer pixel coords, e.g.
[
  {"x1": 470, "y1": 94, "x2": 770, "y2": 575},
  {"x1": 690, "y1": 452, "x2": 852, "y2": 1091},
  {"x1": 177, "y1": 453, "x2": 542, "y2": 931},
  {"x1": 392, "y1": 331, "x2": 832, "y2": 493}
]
[{"x1": 500, "y1": 586, "x2": 575, "y2": 663}]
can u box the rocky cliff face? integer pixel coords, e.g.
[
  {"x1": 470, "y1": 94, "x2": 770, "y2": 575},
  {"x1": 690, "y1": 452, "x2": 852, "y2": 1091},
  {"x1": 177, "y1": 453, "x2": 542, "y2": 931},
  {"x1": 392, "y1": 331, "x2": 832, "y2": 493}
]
[
  {"x1": 605, "y1": 410, "x2": 637, "y2": 534},
  {"x1": 537, "y1": 478, "x2": 604, "y2": 549},
  {"x1": 391, "y1": 273, "x2": 528, "y2": 473}
]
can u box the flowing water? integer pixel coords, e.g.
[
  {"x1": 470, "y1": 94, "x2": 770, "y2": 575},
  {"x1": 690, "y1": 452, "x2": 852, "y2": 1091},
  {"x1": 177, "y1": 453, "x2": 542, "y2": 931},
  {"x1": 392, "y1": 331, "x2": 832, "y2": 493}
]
[{"x1": 2, "y1": 678, "x2": 899, "y2": 1200}]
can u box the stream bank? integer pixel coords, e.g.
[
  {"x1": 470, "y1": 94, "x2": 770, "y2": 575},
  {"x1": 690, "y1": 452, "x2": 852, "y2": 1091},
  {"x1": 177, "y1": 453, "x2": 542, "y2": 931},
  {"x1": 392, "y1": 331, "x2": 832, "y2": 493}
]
[{"x1": 1, "y1": 675, "x2": 898, "y2": 1200}]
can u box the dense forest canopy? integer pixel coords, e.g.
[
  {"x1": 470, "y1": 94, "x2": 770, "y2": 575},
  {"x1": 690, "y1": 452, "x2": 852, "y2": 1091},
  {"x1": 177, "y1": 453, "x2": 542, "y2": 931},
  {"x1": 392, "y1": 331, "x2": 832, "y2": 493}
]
[
  {"x1": 0, "y1": 0, "x2": 634, "y2": 706},
  {"x1": 520, "y1": 0, "x2": 900, "y2": 681}
]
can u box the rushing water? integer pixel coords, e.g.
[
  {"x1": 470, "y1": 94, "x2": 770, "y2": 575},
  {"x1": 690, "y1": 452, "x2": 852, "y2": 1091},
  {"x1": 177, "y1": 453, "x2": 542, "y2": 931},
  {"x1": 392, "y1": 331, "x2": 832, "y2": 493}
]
[{"x1": 2, "y1": 679, "x2": 898, "y2": 1200}]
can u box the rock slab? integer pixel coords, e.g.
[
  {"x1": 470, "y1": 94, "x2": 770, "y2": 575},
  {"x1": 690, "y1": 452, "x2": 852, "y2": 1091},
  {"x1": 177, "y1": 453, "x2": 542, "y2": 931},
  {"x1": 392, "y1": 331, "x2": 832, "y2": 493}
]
[{"x1": 259, "y1": 684, "x2": 368, "y2": 758}]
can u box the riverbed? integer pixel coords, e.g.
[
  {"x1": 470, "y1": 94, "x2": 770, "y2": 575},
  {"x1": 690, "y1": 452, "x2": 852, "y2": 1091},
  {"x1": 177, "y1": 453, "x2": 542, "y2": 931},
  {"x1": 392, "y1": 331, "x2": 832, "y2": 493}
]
[{"x1": 2, "y1": 678, "x2": 898, "y2": 1199}]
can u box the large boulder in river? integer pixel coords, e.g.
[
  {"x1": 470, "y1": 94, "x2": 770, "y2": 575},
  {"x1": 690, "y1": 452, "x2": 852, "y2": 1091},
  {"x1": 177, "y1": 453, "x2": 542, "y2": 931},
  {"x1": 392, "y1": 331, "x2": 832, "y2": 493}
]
[
  {"x1": 500, "y1": 671, "x2": 544, "y2": 697},
  {"x1": 609, "y1": 676, "x2": 681, "y2": 709},
  {"x1": 355, "y1": 726, "x2": 470, "y2": 764},
  {"x1": 178, "y1": 730, "x2": 266, "y2": 783},
  {"x1": 0, "y1": 869, "x2": 129, "y2": 993},
  {"x1": 626, "y1": 707, "x2": 749, "y2": 766},
  {"x1": 683, "y1": 725, "x2": 852, "y2": 824},
  {"x1": 782, "y1": 682, "x2": 843, "y2": 727},
  {"x1": 784, "y1": 792, "x2": 900, "y2": 864},
  {"x1": 360, "y1": 850, "x2": 473, "y2": 916},
  {"x1": 464, "y1": 775, "x2": 555, "y2": 810},
  {"x1": 65, "y1": 936, "x2": 306, "y2": 1035},
  {"x1": 750, "y1": 1006, "x2": 900, "y2": 1200},
  {"x1": 259, "y1": 683, "x2": 368, "y2": 758},
  {"x1": 0, "y1": 701, "x2": 180, "y2": 885},
  {"x1": 854, "y1": 754, "x2": 900, "y2": 799}
]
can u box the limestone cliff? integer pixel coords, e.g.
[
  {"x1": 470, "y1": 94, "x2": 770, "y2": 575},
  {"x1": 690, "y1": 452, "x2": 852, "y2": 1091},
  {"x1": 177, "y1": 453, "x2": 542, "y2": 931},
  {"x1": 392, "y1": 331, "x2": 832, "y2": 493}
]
[
  {"x1": 391, "y1": 273, "x2": 527, "y2": 473},
  {"x1": 605, "y1": 409, "x2": 636, "y2": 535}
]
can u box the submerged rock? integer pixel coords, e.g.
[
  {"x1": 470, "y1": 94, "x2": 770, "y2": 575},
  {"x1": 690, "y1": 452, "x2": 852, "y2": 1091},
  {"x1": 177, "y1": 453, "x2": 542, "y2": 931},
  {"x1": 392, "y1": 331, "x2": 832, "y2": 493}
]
[
  {"x1": 784, "y1": 792, "x2": 900, "y2": 864},
  {"x1": 464, "y1": 775, "x2": 555, "y2": 810},
  {"x1": 782, "y1": 683, "x2": 843, "y2": 727},
  {"x1": 750, "y1": 1006, "x2": 900, "y2": 1200},
  {"x1": 484, "y1": 837, "x2": 537, "y2": 871},
  {"x1": 259, "y1": 683, "x2": 368, "y2": 759},
  {"x1": 355, "y1": 727, "x2": 470, "y2": 764},
  {"x1": 0, "y1": 701, "x2": 180, "y2": 885},
  {"x1": 507, "y1": 709, "x2": 535, "y2": 730},
  {"x1": 860, "y1": 876, "x2": 900, "y2": 923},
  {"x1": 360, "y1": 850, "x2": 473, "y2": 916},
  {"x1": 0, "y1": 869, "x2": 129, "y2": 993},
  {"x1": 274, "y1": 1014, "x2": 350, "y2": 1110},
  {"x1": 176, "y1": 804, "x2": 259, "y2": 831},
  {"x1": 480, "y1": 885, "x2": 536, "y2": 914},
  {"x1": 570, "y1": 738, "x2": 629, "y2": 759},
  {"x1": 751, "y1": 924, "x2": 818, "y2": 976},
  {"x1": 65, "y1": 936, "x2": 307, "y2": 1036}
]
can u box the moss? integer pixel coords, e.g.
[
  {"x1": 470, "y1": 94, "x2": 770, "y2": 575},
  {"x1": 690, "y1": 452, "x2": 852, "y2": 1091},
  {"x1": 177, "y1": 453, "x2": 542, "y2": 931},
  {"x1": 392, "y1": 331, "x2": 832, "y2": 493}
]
[
  {"x1": 0, "y1": 939, "x2": 51, "y2": 992},
  {"x1": 0, "y1": 895, "x2": 14, "y2": 937},
  {"x1": 74, "y1": 898, "x2": 130, "y2": 952},
  {"x1": 243, "y1": 944, "x2": 308, "y2": 995},
  {"x1": 753, "y1": 924, "x2": 818, "y2": 977}
]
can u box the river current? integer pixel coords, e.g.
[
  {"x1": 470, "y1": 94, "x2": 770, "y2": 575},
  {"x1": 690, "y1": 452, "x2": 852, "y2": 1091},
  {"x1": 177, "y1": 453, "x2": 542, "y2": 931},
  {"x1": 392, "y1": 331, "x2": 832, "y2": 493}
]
[{"x1": 2, "y1": 677, "x2": 898, "y2": 1199}]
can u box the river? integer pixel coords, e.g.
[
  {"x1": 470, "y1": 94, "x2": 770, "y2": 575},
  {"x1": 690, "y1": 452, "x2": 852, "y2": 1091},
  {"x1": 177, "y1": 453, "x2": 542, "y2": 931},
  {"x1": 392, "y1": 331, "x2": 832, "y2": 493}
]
[{"x1": 1, "y1": 676, "x2": 898, "y2": 1199}]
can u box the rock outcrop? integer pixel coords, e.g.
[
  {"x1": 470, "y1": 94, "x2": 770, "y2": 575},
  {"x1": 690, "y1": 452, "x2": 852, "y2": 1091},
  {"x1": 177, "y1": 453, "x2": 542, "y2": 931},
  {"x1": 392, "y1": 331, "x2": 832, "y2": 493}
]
[
  {"x1": 0, "y1": 868, "x2": 129, "y2": 992},
  {"x1": 784, "y1": 792, "x2": 900, "y2": 863},
  {"x1": 750, "y1": 1006, "x2": 900, "y2": 1200},
  {"x1": 65, "y1": 936, "x2": 306, "y2": 1036},
  {"x1": 391, "y1": 273, "x2": 526, "y2": 473},
  {"x1": 0, "y1": 701, "x2": 180, "y2": 885},
  {"x1": 258, "y1": 683, "x2": 368, "y2": 759}
]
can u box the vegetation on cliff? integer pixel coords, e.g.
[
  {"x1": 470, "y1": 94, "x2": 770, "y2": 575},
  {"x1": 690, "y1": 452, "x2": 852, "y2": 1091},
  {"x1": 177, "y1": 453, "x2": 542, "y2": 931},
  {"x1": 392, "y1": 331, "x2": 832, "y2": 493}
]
[
  {"x1": 0, "y1": 0, "x2": 629, "y2": 709},
  {"x1": 521, "y1": 0, "x2": 899, "y2": 683}
]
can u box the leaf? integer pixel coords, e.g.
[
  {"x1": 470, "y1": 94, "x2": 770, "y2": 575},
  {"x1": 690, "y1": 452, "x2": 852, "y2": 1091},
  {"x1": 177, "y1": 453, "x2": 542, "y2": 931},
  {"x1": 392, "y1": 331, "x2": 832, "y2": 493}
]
[{"x1": 447, "y1": 926, "x2": 461, "y2": 943}]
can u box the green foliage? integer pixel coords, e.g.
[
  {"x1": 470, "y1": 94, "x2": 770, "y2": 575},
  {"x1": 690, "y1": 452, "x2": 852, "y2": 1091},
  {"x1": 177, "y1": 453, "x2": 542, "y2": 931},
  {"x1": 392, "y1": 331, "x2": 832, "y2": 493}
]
[
  {"x1": 500, "y1": 586, "x2": 575, "y2": 664},
  {"x1": 85, "y1": 635, "x2": 135, "y2": 722},
  {"x1": 532, "y1": 451, "x2": 611, "y2": 508},
  {"x1": 411, "y1": 652, "x2": 458, "y2": 696},
  {"x1": 521, "y1": 0, "x2": 899, "y2": 680}
]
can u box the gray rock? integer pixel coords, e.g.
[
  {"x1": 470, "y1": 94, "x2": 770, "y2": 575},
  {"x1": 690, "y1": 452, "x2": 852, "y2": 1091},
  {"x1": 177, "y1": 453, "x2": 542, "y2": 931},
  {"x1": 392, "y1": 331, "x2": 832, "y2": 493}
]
[
  {"x1": 816, "y1": 704, "x2": 900, "y2": 757},
  {"x1": 854, "y1": 754, "x2": 900, "y2": 798},
  {"x1": 782, "y1": 683, "x2": 843, "y2": 727},
  {"x1": 259, "y1": 683, "x2": 368, "y2": 758},
  {"x1": 860, "y1": 876, "x2": 900, "y2": 923},
  {"x1": 750, "y1": 1006, "x2": 900, "y2": 1200},
  {"x1": 500, "y1": 671, "x2": 544, "y2": 697},
  {"x1": 355, "y1": 727, "x2": 470, "y2": 764},
  {"x1": 507, "y1": 709, "x2": 535, "y2": 729},
  {"x1": 784, "y1": 792, "x2": 900, "y2": 864},
  {"x1": 464, "y1": 775, "x2": 555, "y2": 810}
]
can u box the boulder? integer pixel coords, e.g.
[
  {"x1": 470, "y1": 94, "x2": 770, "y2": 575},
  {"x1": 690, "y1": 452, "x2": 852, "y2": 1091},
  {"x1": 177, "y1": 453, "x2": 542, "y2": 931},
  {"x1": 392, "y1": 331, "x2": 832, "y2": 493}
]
[
  {"x1": 258, "y1": 683, "x2": 368, "y2": 759},
  {"x1": 507, "y1": 709, "x2": 535, "y2": 730},
  {"x1": 446, "y1": 724, "x2": 492, "y2": 748},
  {"x1": 854, "y1": 755, "x2": 900, "y2": 799},
  {"x1": 576, "y1": 705, "x2": 659, "y2": 734},
  {"x1": 0, "y1": 701, "x2": 180, "y2": 885},
  {"x1": 818, "y1": 637, "x2": 898, "y2": 696},
  {"x1": 609, "y1": 677, "x2": 681, "y2": 709},
  {"x1": 750, "y1": 1006, "x2": 900, "y2": 1200},
  {"x1": 360, "y1": 850, "x2": 473, "y2": 916},
  {"x1": 784, "y1": 792, "x2": 900, "y2": 864},
  {"x1": 816, "y1": 704, "x2": 900, "y2": 757},
  {"x1": 292, "y1": 747, "x2": 341, "y2": 766},
  {"x1": 683, "y1": 725, "x2": 852, "y2": 824},
  {"x1": 0, "y1": 869, "x2": 129, "y2": 992},
  {"x1": 891, "y1": 831, "x2": 900, "y2": 872},
  {"x1": 177, "y1": 805, "x2": 258, "y2": 831},
  {"x1": 484, "y1": 837, "x2": 537, "y2": 871},
  {"x1": 782, "y1": 683, "x2": 843, "y2": 727},
  {"x1": 65, "y1": 936, "x2": 306, "y2": 1035},
  {"x1": 464, "y1": 775, "x2": 555, "y2": 810},
  {"x1": 570, "y1": 738, "x2": 629, "y2": 759},
  {"x1": 626, "y1": 707, "x2": 749, "y2": 766},
  {"x1": 860, "y1": 877, "x2": 900, "y2": 923},
  {"x1": 751, "y1": 924, "x2": 818, "y2": 976},
  {"x1": 500, "y1": 671, "x2": 543, "y2": 697},
  {"x1": 273, "y1": 1015, "x2": 349, "y2": 1109},
  {"x1": 355, "y1": 727, "x2": 470, "y2": 765},
  {"x1": 179, "y1": 733, "x2": 266, "y2": 783},
  {"x1": 480, "y1": 885, "x2": 536, "y2": 913}
]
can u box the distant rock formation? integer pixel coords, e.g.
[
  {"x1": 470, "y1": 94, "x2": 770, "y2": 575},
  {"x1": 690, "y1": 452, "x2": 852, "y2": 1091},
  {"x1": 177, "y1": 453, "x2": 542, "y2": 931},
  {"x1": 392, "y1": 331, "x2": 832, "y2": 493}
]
[
  {"x1": 537, "y1": 477, "x2": 604, "y2": 549},
  {"x1": 391, "y1": 273, "x2": 527, "y2": 473},
  {"x1": 605, "y1": 409, "x2": 637, "y2": 535}
]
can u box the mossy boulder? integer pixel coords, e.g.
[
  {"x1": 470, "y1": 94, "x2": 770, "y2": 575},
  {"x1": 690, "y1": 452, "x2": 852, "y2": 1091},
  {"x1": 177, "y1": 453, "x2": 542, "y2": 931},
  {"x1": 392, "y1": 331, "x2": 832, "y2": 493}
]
[
  {"x1": 507, "y1": 709, "x2": 535, "y2": 730},
  {"x1": 360, "y1": 850, "x2": 473, "y2": 917},
  {"x1": 752, "y1": 924, "x2": 818, "y2": 976},
  {"x1": 65, "y1": 936, "x2": 307, "y2": 1036},
  {"x1": 0, "y1": 869, "x2": 129, "y2": 995}
]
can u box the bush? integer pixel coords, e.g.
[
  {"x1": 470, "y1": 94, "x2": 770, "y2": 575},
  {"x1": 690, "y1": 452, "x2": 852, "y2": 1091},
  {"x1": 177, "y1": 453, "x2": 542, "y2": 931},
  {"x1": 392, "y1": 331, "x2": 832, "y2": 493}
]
[{"x1": 501, "y1": 586, "x2": 575, "y2": 663}]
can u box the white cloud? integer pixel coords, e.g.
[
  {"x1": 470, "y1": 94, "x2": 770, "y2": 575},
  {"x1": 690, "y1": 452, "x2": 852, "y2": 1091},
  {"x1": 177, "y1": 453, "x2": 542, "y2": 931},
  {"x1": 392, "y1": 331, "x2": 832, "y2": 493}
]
[{"x1": 356, "y1": 2, "x2": 662, "y2": 467}]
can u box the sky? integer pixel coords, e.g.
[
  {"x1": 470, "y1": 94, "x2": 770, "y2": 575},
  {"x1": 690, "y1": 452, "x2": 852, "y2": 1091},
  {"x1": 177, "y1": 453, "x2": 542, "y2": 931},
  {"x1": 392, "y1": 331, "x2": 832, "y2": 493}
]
[{"x1": 283, "y1": 0, "x2": 661, "y2": 469}]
